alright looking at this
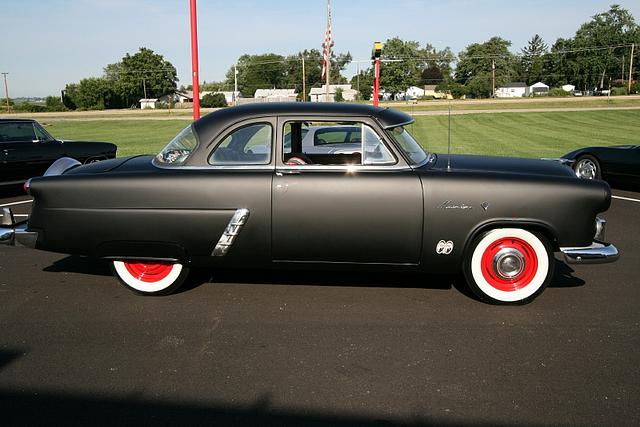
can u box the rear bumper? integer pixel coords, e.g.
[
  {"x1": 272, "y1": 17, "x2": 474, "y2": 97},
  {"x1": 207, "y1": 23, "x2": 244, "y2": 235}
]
[
  {"x1": 560, "y1": 242, "x2": 619, "y2": 264},
  {"x1": 0, "y1": 223, "x2": 38, "y2": 248}
]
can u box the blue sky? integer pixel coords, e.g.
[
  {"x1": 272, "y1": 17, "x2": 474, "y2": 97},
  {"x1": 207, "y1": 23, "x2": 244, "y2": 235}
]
[{"x1": 2, "y1": 0, "x2": 639, "y2": 97}]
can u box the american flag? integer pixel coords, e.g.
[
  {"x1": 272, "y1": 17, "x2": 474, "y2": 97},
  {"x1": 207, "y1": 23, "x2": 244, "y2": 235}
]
[{"x1": 321, "y1": 1, "x2": 333, "y2": 80}]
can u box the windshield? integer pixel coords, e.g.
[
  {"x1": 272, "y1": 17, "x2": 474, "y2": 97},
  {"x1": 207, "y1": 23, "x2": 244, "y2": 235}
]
[
  {"x1": 389, "y1": 126, "x2": 429, "y2": 165},
  {"x1": 154, "y1": 125, "x2": 198, "y2": 166}
]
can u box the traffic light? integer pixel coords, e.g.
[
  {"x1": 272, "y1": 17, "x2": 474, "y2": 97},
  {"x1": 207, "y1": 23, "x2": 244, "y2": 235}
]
[{"x1": 372, "y1": 41, "x2": 382, "y2": 60}]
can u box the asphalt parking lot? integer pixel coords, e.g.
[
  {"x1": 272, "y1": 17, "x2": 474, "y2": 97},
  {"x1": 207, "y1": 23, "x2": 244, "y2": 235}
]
[{"x1": 0, "y1": 188, "x2": 639, "y2": 426}]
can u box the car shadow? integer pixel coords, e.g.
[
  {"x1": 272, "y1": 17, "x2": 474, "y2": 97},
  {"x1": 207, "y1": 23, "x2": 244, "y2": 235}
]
[
  {"x1": 548, "y1": 259, "x2": 585, "y2": 288},
  {"x1": 43, "y1": 255, "x2": 112, "y2": 277},
  {"x1": 0, "y1": 388, "x2": 539, "y2": 427}
]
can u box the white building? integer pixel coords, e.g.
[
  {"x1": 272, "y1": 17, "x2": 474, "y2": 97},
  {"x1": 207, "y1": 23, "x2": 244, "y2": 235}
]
[
  {"x1": 525, "y1": 82, "x2": 550, "y2": 96},
  {"x1": 139, "y1": 98, "x2": 158, "y2": 109},
  {"x1": 495, "y1": 82, "x2": 527, "y2": 98},
  {"x1": 561, "y1": 84, "x2": 576, "y2": 93},
  {"x1": 309, "y1": 84, "x2": 357, "y2": 102},
  {"x1": 254, "y1": 88, "x2": 297, "y2": 102}
]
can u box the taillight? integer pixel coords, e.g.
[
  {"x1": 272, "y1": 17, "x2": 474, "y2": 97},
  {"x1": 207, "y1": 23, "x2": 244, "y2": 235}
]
[{"x1": 23, "y1": 179, "x2": 31, "y2": 195}]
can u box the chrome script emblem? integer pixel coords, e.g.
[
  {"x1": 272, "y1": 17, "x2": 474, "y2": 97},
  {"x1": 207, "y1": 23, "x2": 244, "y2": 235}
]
[
  {"x1": 436, "y1": 240, "x2": 454, "y2": 255},
  {"x1": 438, "y1": 200, "x2": 473, "y2": 210}
]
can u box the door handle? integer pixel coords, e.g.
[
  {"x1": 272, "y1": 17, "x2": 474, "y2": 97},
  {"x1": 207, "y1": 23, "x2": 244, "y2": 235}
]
[{"x1": 276, "y1": 169, "x2": 301, "y2": 176}]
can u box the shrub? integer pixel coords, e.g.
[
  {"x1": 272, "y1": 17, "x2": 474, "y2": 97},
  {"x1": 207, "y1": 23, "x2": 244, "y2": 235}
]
[
  {"x1": 200, "y1": 92, "x2": 227, "y2": 108},
  {"x1": 334, "y1": 88, "x2": 344, "y2": 102},
  {"x1": 630, "y1": 82, "x2": 639, "y2": 94},
  {"x1": 548, "y1": 88, "x2": 570, "y2": 97},
  {"x1": 611, "y1": 87, "x2": 628, "y2": 96}
]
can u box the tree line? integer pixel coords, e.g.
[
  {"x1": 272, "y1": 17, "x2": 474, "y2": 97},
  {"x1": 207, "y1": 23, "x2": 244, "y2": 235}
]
[{"x1": 7, "y1": 4, "x2": 636, "y2": 111}]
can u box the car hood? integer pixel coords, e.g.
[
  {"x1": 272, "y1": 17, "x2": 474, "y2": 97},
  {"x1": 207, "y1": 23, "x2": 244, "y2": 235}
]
[{"x1": 427, "y1": 153, "x2": 576, "y2": 178}]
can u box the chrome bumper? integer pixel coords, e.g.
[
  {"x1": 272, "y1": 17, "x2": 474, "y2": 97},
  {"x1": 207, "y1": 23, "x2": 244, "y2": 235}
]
[
  {"x1": 560, "y1": 242, "x2": 619, "y2": 264},
  {"x1": 0, "y1": 223, "x2": 38, "y2": 248},
  {"x1": 1, "y1": 208, "x2": 37, "y2": 248}
]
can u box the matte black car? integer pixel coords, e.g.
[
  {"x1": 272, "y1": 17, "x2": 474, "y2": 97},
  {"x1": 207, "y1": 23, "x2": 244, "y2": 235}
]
[
  {"x1": 562, "y1": 145, "x2": 640, "y2": 185},
  {"x1": 0, "y1": 118, "x2": 116, "y2": 187},
  {"x1": 1, "y1": 103, "x2": 619, "y2": 304}
]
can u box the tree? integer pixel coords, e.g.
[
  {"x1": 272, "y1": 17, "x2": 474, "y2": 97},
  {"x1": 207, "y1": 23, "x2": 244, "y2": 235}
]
[
  {"x1": 106, "y1": 47, "x2": 178, "y2": 106},
  {"x1": 548, "y1": 5, "x2": 639, "y2": 90},
  {"x1": 379, "y1": 37, "x2": 424, "y2": 97},
  {"x1": 226, "y1": 53, "x2": 286, "y2": 97},
  {"x1": 349, "y1": 69, "x2": 373, "y2": 100},
  {"x1": 71, "y1": 77, "x2": 111, "y2": 110},
  {"x1": 420, "y1": 65, "x2": 444, "y2": 86},
  {"x1": 334, "y1": 87, "x2": 344, "y2": 102},
  {"x1": 201, "y1": 93, "x2": 227, "y2": 108},
  {"x1": 521, "y1": 34, "x2": 548, "y2": 85},
  {"x1": 456, "y1": 37, "x2": 518, "y2": 98}
]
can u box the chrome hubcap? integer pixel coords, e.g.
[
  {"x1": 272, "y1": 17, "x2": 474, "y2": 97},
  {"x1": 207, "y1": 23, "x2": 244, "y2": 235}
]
[
  {"x1": 576, "y1": 159, "x2": 597, "y2": 180},
  {"x1": 493, "y1": 248, "x2": 525, "y2": 280}
]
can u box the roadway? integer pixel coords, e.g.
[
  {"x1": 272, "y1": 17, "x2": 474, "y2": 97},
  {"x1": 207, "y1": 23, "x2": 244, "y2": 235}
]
[{"x1": 0, "y1": 189, "x2": 638, "y2": 426}]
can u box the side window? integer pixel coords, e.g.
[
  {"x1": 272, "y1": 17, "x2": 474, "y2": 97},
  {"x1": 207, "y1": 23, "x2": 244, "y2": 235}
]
[
  {"x1": 282, "y1": 121, "x2": 395, "y2": 166},
  {"x1": 33, "y1": 124, "x2": 54, "y2": 142},
  {"x1": 209, "y1": 123, "x2": 272, "y2": 165},
  {"x1": 362, "y1": 124, "x2": 395, "y2": 165},
  {"x1": 0, "y1": 122, "x2": 36, "y2": 142}
]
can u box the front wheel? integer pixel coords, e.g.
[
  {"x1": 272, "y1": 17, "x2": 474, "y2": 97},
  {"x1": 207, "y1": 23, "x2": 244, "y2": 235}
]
[
  {"x1": 463, "y1": 228, "x2": 554, "y2": 305},
  {"x1": 110, "y1": 260, "x2": 189, "y2": 296},
  {"x1": 573, "y1": 155, "x2": 601, "y2": 180}
]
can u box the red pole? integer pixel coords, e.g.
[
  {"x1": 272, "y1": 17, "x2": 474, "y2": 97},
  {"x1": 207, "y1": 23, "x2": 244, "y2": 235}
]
[
  {"x1": 373, "y1": 58, "x2": 380, "y2": 107},
  {"x1": 189, "y1": 0, "x2": 200, "y2": 120}
]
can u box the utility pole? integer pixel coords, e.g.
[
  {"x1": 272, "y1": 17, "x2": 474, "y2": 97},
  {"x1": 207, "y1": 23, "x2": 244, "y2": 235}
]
[
  {"x1": 491, "y1": 59, "x2": 496, "y2": 98},
  {"x1": 142, "y1": 77, "x2": 147, "y2": 99},
  {"x1": 2, "y1": 72, "x2": 9, "y2": 112},
  {"x1": 234, "y1": 64, "x2": 238, "y2": 105},
  {"x1": 629, "y1": 43, "x2": 635, "y2": 94},
  {"x1": 356, "y1": 62, "x2": 360, "y2": 101},
  {"x1": 301, "y1": 55, "x2": 306, "y2": 102},
  {"x1": 189, "y1": 0, "x2": 201, "y2": 120},
  {"x1": 325, "y1": 0, "x2": 331, "y2": 102}
]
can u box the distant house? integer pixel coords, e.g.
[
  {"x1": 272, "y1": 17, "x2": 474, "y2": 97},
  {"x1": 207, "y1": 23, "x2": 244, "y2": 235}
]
[
  {"x1": 139, "y1": 98, "x2": 158, "y2": 109},
  {"x1": 309, "y1": 84, "x2": 357, "y2": 102},
  {"x1": 525, "y1": 82, "x2": 550, "y2": 96},
  {"x1": 254, "y1": 88, "x2": 297, "y2": 101},
  {"x1": 562, "y1": 84, "x2": 576, "y2": 93},
  {"x1": 495, "y1": 82, "x2": 527, "y2": 98}
]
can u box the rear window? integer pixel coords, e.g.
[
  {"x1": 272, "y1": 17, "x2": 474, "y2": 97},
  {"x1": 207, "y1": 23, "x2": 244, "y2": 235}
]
[{"x1": 155, "y1": 125, "x2": 198, "y2": 166}]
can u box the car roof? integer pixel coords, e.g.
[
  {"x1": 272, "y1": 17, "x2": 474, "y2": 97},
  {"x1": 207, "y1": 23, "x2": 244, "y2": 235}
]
[
  {"x1": 193, "y1": 102, "x2": 413, "y2": 146},
  {"x1": 0, "y1": 118, "x2": 36, "y2": 123}
]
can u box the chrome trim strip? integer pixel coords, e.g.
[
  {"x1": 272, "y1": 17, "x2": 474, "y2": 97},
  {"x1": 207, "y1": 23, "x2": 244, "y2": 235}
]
[
  {"x1": 212, "y1": 208, "x2": 250, "y2": 256},
  {"x1": 276, "y1": 164, "x2": 411, "y2": 172},
  {"x1": 153, "y1": 164, "x2": 275, "y2": 171},
  {"x1": 560, "y1": 242, "x2": 619, "y2": 264}
]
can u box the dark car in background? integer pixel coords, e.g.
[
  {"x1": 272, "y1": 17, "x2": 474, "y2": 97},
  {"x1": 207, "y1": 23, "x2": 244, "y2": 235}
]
[
  {"x1": 0, "y1": 119, "x2": 116, "y2": 187},
  {"x1": 562, "y1": 145, "x2": 640, "y2": 186}
]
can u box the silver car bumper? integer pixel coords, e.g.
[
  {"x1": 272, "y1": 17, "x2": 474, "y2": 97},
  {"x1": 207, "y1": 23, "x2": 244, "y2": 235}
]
[
  {"x1": 560, "y1": 242, "x2": 619, "y2": 264},
  {"x1": 1, "y1": 208, "x2": 37, "y2": 248}
]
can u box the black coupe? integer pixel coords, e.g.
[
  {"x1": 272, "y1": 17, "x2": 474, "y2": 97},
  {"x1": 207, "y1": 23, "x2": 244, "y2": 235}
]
[
  {"x1": 562, "y1": 145, "x2": 640, "y2": 186},
  {"x1": 1, "y1": 103, "x2": 618, "y2": 304},
  {"x1": 0, "y1": 118, "x2": 116, "y2": 187}
]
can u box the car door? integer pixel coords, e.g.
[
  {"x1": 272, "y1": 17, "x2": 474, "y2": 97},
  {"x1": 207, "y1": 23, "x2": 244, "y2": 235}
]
[{"x1": 272, "y1": 117, "x2": 423, "y2": 265}]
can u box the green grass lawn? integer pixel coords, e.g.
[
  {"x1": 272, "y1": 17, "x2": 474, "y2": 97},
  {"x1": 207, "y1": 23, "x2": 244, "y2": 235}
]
[
  {"x1": 42, "y1": 110, "x2": 640, "y2": 159},
  {"x1": 410, "y1": 110, "x2": 640, "y2": 158}
]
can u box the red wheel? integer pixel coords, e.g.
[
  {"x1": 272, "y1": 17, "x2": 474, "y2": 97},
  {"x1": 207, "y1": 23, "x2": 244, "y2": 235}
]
[
  {"x1": 111, "y1": 260, "x2": 189, "y2": 296},
  {"x1": 464, "y1": 228, "x2": 554, "y2": 304}
]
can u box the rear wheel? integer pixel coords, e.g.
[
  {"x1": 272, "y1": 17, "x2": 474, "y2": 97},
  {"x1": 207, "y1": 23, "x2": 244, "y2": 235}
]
[
  {"x1": 463, "y1": 228, "x2": 554, "y2": 304},
  {"x1": 110, "y1": 260, "x2": 189, "y2": 296}
]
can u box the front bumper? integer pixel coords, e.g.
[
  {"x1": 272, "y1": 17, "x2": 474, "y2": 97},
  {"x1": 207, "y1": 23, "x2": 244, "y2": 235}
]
[{"x1": 560, "y1": 242, "x2": 619, "y2": 264}]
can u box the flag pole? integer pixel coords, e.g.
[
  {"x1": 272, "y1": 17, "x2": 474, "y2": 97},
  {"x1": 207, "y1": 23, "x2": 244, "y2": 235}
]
[{"x1": 325, "y1": 0, "x2": 331, "y2": 102}]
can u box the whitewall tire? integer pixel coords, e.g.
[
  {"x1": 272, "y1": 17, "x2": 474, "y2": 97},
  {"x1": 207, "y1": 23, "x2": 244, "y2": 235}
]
[
  {"x1": 111, "y1": 260, "x2": 189, "y2": 296},
  {"x1": 464, "y1": 228, "x2": 554, "y2": 304}
]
